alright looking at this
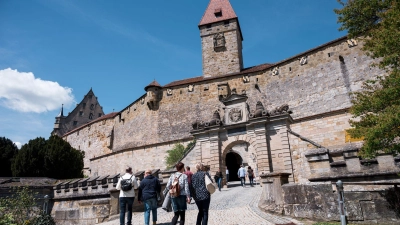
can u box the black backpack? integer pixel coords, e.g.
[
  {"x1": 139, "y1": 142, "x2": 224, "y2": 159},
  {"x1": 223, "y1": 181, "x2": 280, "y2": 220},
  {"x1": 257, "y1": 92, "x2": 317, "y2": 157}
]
[{"x1": 120, "y1": 175, "x2": 134, "y2": 191}]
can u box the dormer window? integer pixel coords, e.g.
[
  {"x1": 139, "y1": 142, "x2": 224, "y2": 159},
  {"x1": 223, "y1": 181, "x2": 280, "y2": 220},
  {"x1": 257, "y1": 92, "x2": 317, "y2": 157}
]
[{"x1": 214, "y1": 8, "x2": 222, "y2": 17}]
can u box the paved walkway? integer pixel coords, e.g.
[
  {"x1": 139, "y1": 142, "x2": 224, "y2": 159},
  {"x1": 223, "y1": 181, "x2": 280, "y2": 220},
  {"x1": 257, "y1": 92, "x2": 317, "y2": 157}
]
[{"x1": 100, "y1": 182, "x2": 303, "y2": 225}]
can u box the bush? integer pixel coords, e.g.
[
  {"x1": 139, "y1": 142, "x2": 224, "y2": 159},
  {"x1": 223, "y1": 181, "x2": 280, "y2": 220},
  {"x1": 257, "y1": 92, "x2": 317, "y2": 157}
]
[
  {"x1": 165, "y1": 140, "x2": 196, "y2": 169},
  {"x1": 0, "y1": 187, "x2": 55, "y2": 225},
  {"x1": 0, "y1": 187, "x2": 38, "y2": 225},
  {"x1": 31, "y1": 213, "x2": 55, "y2": 225}
]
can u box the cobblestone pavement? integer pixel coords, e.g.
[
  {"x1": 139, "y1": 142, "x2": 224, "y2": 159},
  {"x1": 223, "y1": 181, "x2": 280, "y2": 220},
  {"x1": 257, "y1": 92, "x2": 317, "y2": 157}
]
[{"x1": 100, "y1": 182, "x2": 303, "y2": 225}]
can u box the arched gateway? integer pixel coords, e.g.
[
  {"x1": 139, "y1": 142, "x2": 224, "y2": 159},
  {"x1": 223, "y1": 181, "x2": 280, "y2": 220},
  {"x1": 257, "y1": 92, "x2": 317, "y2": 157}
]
[{"x1": 189, "y1": 91, "x2": 295, "y2": 183}]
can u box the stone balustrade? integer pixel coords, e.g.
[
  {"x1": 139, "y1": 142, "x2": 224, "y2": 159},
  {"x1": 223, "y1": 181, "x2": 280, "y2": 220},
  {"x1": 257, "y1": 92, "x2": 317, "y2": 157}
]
[{"x1": 304, "y1": 143, "x2": 400, "y2": 181}]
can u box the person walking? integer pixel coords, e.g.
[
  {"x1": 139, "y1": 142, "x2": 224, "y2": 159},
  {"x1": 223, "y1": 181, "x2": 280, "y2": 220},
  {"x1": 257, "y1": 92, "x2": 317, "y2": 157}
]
[
  {"x1": 166, "y1": 162, "x2": 190, "y2": 225},
  {"x1": 192, "y1": 163, "x2": 212, "y2": 225},
  {"x1": 225, "y1": 167, "x2": 229, "y2": 184},
  {"x1": 237, "y1": 165, "x2": 246, "y2": 187},
  {"x1": 138, "y1": 169, "x2": 161, "y2": 225},
  {"x1": 214, "y1": 168, "x2": 223, "y2": 191},
  {"x1": 184, "y1": 166, "x2": 194, "y2": 203},
  {"x1": 247, "y1": 166, "x2": 254, "y2": 187},
  {"x1": 116, "y1": 166, "x2": 139, "y2": 225}
]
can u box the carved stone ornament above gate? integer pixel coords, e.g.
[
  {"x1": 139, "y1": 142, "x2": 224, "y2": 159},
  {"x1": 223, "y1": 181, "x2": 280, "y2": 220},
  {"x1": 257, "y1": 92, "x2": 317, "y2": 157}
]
[
  {"x1": 221, "y1": 93, "x2": 249, "y2": 125},
  {"x1": 229, "y1": 108, "x2": 243, "y2": 123},
  {"x1": 213, "y1": 32, "x2": 225, "y2": 50}
]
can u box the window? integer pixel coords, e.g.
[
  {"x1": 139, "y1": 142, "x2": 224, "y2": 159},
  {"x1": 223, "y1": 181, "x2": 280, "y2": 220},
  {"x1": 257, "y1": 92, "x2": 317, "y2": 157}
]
[
  {"x1": 82, "y1": 103, "x2": 86, "y2": 108},
  {"x1": 73, "y1": 121, "x2": 77, "y2": 126},
  {"x1": 206, "y1": 24, "x2": 211, "y2": 29},
  {"x1": 88, "y1": 95, "x2": 92, "y2": 99},
  {"x1": 89, "y1": 113, "x2": 93, "y2": 119},
  {"x1": 98, "y1": 113, "x2": 102, "y2": 117},
  {"x1": 214, "y1": 8, "x2": 222, "y2": 17},
  {"x1": 90, "y1": 104, "x2": 94, "y2": 110},
  {"x1": 79, "y1": 111, "x2": 83, "y2": 116}
]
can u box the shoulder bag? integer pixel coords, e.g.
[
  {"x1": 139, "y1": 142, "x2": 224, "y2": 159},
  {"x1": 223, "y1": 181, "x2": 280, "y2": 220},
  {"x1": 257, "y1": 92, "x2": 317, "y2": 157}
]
[{"x1": 205, "y1": 173, "x2": 216, "y2": 194}]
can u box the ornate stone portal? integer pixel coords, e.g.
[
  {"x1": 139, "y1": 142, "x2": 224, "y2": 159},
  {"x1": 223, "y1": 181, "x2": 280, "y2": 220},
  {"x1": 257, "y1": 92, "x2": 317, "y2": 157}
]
[{"x1": 190, "y1": 92, "x2": 294, "y2": 183}]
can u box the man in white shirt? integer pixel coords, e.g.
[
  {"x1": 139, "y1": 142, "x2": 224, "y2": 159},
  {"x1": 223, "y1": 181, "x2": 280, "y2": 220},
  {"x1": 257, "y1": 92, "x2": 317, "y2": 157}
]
[
  {"x1": 226, "y1": 167, "x2": 229, "y2": 184},
  {"x1": 116, "y1": 166, "x2": 139, "y2": 225},
  {"x1": 237, "y1": 165, "x2": 246, "y2": 187}
]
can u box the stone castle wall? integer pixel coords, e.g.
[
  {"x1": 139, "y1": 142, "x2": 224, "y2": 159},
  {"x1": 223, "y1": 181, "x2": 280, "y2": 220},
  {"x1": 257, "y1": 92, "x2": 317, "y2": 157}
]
[
  {"x1": 288, "y1": 111, "x2": 353, "y2": 183},
  {"x1": 64, "y1": 37, "x2": 384, "y2": 181}
]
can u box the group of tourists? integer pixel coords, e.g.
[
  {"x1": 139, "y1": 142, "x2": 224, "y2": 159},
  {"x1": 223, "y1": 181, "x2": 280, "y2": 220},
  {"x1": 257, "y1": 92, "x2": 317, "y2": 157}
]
[
  {"x1": 115, "y1": 163, "x2": 256, "y2": 225},
  {"x1": 115, "y1": 162, "x2": 214, "y2": 225}
]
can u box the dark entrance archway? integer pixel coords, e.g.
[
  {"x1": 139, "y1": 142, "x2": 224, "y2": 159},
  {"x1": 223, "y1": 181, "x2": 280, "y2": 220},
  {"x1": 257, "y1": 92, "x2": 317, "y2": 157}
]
[{"x1": 225, "y1": 152, "x2": 242, "y2": 182}]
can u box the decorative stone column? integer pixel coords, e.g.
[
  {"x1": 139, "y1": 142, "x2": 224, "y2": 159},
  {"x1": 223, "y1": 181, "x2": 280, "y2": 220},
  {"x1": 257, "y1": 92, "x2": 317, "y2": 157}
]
[{"x1": 248, "y1": 120, "x2": 270, "y2": 174}]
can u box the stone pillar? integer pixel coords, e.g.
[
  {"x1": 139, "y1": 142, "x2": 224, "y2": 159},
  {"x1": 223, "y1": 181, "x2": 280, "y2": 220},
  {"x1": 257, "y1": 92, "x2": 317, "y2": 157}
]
[
  {"x1": 250, "y1": 121, "x2": 271, "y2": 174},
  {"x1": 191, "y1": 128, "x2": 222, "y2": 176},
  {"x1": 259, "y1": 172, "x2": 291, "y2": 213},
  {"x1": 109, "y1": 189, "x2": 120, "y2": 216},
  {"x1": 267, "y1": 115, "x2": 294, "y2": 182},
  {"x1": 208, "y1": 130, "x2": 220, "y2": 174}
]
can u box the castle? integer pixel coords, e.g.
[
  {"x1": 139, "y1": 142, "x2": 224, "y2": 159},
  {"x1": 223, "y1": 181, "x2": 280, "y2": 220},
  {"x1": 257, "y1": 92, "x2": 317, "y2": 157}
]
[
  {"x1": 48, "y1": 1, "x2": 400, "y2": 223},
  {"x1": 54, "y1": 0, "x2": 380, "y2": 183}
]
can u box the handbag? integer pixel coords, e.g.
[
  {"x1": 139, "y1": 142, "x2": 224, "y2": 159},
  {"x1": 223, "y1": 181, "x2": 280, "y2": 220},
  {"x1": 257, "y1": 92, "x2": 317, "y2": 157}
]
[{"x1": 205, "y1": 173, "x2": 216, "y2": 194}]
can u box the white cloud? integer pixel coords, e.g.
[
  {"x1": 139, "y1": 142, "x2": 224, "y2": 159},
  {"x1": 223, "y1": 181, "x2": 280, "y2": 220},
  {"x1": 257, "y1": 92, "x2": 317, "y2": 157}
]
[
  {"x1": 0, "y1": 68, "x2": 74, "y2": 113},
  {"x1": 13, "y1": 142, "x2": 22, "y2": 149}
]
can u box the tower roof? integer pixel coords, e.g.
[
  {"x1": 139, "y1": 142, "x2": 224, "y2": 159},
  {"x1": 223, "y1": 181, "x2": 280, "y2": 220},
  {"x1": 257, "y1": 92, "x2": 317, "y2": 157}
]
[
  {"x1": 199, "y1": 0, "x2": 238, "y2": 26},
  {"x1": 144, "y1": 80, "x2": 162, "y2": 91}
]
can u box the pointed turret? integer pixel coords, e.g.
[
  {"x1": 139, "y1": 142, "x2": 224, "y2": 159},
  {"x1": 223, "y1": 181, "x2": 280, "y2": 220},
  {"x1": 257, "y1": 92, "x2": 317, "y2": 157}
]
[
  {"x1": 199, "y1": 0, "x2": 244, "y2": 78},
  {"x1": 199, "y1": 0, "x2": 238, "y2": 27}
]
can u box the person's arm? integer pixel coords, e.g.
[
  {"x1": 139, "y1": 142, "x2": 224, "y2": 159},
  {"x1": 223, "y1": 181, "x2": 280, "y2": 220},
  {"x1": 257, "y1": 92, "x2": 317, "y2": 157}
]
[
  {"x1": 133, "y1": 176, "x2": 139, "y2": 189},
  {"x1": 138, "y1": 183, "x2": 143, "y2": 203},
  {"x1": 116, "y1": 177, "x2": 121, "y2": 190},
  {"x1": 156, "y1": 179, "x2": 161, "y2": 193},
  {"x1": 184, "y1": 177, "x2": 190, "y2": 200}
]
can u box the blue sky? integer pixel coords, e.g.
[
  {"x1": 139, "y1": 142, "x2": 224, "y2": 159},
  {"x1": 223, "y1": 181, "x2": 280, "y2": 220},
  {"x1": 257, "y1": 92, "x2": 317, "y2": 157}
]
[{"x1": 0, "y1": 0, "x2": 346, "y2": 147}]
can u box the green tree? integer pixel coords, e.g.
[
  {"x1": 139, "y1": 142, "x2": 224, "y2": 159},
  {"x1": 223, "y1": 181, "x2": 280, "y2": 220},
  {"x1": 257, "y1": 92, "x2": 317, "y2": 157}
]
[
  {"x1": 11, "y1": 136, "x2": 84, "y2": 179},
  {"x1": 0, "y1": 137, "x2": 18, "y2": 177},
  {"x1": 12, "y1": 137, "x2": 46, "y2": 177},
  {"x1": 165, "y1": 143, "x2": 186, "y2": 169},
  {"x1": 165, "y1": 140, "x2": 196, "y2": 169},
  {"x1": 44, "y1": 135, "x2": 84, "y2": 179},
  {"x1": 335, "y1": 0, "x2": 400, "y2": 157}
]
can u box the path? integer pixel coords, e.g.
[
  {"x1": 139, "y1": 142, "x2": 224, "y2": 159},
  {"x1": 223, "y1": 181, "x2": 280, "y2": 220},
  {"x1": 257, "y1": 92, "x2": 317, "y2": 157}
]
[{"x1": 100, "y1": 182, "x2": 303, "y2": 225}]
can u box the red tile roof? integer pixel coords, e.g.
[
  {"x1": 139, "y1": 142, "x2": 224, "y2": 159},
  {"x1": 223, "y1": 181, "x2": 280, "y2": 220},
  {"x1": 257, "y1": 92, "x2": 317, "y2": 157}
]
[
  {"x1": 164, "y1": 63, "x2": 274, "y2": 87},
  {"x1": 145, "y1": 80, "x2": 162, "y2": 91},
  {"x1": 199, "y1": 0, "x2": 238, "y2": 26}
]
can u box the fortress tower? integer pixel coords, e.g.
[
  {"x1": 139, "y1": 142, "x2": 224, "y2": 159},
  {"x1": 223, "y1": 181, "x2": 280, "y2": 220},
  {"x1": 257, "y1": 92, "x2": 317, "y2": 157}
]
[{"x1": 199, "y1": 0, "x2": 244, "y2": 77}]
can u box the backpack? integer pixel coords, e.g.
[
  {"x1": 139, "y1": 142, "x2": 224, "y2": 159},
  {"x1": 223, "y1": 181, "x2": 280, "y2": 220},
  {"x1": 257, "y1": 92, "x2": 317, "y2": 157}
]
[
  {"x1": 169, "y1": 174, "x2": 182, "y2": 197},
  {"x1": 120, "y1": 175, "x2": 134, "y2": 191}
]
